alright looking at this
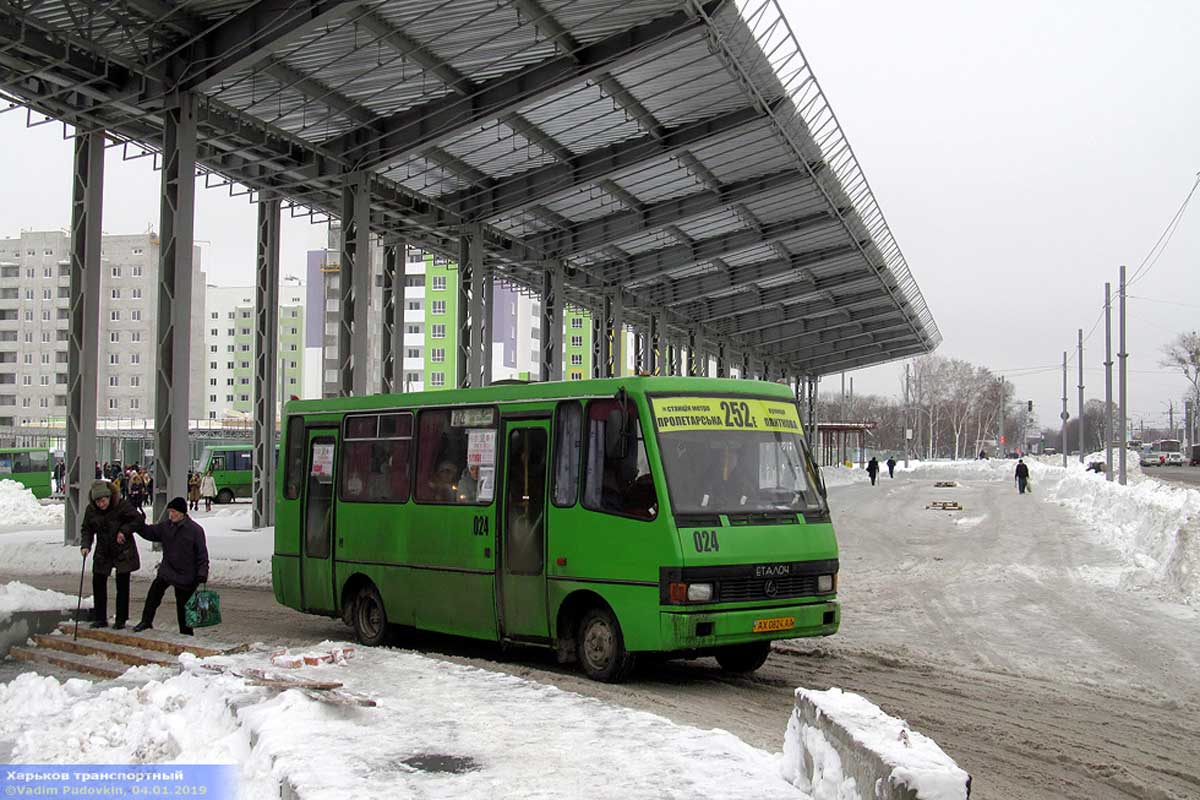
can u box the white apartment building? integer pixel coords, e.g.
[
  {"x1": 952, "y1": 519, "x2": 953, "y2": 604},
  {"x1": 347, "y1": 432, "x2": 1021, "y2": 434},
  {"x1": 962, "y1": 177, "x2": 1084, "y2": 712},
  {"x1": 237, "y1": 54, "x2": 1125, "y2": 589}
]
[
  {"x1": 0, "y1": 230, "x2": 206, "y2": 427},
  {"x1": 204, "y1": 284, "x2": 306, "y2": 419}
]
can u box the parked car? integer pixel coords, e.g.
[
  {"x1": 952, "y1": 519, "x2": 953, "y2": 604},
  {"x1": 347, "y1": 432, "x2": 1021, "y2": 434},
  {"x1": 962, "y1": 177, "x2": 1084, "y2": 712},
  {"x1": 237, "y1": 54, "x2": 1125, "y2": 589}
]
[{"x1": 1165, "y1": 451, "x2": 1184, "y2": 466}]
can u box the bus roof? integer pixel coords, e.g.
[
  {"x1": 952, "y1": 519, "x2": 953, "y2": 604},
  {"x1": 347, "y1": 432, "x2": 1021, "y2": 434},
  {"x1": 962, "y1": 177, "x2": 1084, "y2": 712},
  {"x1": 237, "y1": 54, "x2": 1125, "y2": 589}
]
[
  {"x1": 284, "y1": 376, "x2": 797, "y2": 416},
  {"x1": 0, "y1": 447, "x2": 50, "y2": 454}
]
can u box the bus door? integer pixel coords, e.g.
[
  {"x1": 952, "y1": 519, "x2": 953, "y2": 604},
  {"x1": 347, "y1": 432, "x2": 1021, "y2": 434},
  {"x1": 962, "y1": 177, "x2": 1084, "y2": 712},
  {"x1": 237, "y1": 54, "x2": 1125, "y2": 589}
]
[
  {"x1": 498, "y1": 419, "x2": 551, "y2": 640},
  {"x1": 301, "y1": 428, "x2": 339, "y2": 614}
]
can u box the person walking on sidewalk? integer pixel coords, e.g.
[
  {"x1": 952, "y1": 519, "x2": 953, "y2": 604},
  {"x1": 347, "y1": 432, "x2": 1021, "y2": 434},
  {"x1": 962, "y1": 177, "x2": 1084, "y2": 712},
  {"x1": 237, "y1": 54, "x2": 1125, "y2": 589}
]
[
  {"x1": 1015, "y1": 459, "x2": 1031, "y2": 495},
  {"x1": 866, "y1": 456, "x2": 880, "y2": 486},
  {"x1": 132, "y1": 497, "x2": 209, "y2": 636},
  {"x1": 199, "y1": 470, "x2": 217, "y2": 512},
  {"x1": 187, "y1": 471, "x2": 201, "y2": 511},
  {"x1": 886, "y1": 456, "x2": 897, "y2": 479},
  {"x1": 79, "y1": 480, "x2": 142, "y2": 629}
]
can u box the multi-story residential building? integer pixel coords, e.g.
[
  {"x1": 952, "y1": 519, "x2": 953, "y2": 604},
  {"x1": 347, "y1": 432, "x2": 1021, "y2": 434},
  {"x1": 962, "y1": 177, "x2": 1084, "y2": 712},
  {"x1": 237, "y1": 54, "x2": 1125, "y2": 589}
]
[
  {"x1": 0, "y1": 230, "x2": 205, "y2": 427},
  {"x1": 204, "y1": 284, "x2": 305, "y2": 419},
  {"x1": 564, "y1": 308, "x2": 592, "y2": 381}
]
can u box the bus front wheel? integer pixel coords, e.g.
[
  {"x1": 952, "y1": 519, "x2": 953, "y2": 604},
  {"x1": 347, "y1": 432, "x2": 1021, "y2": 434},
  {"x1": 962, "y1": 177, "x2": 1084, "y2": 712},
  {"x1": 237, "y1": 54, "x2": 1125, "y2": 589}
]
[
  {"x1": 577, "y1": 607, "x2": 635, "y2": 683},
  {"x1": 217, "y1": 488, "x2": 235, "y2": 505},
  {"x1": 715, "y1": 642, "x2": 772, "y2": 673},
  {"x1": 353, "y1": 584, "x2": 389, "y2": 647}
]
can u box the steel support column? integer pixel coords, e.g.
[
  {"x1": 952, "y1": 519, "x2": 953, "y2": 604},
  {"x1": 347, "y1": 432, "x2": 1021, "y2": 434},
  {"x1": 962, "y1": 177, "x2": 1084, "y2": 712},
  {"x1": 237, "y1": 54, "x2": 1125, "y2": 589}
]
[
  {"x1": 717, "y1": 341, "x2": 727, "y2": 378},
  {"x1": 339, "y1": 172, "x2": 371, "y2": 396},
  {"x1": 648, "y1": 313, "x2": 664, "y2": 375},
  {"x1": 65, "y1": 130, "x2": 104, "y2": 545},
  {"x1": 603, "y1": 292, "x2": 624, "y2": 377},
  {"x1": 634, "y1": 329, "x2": 646, "y2": 374},
  {"x1": 541, "y1": 263, "x2": 563, "y2": 381},
  {"x1": 742, "y1": 351, "x2": 752, "y2": 380},
  {"x1": 380, "y1": 242, "x2": 404, "y2": 393},
  {"x1": 252, "y1": 196, "x2": 281, "y2": 529},
  {"x1": 153, "y1": 94, "x2": 197, "y2": 520},
  {"x1": 459, "y1": 224, "x2": 485, "y2": 387},
  {"x1": 686, "y1": 329, "x2": 698, "y2": 376},
  {"x1": 482, "y1": 268, "x2": 494, "y2": 386},
  {"x1": 591, "y1": 311, "x2": 603, "y2": 378},
  {"x1": 806, "y1": 376, "x2": 818, "y2": 441}
]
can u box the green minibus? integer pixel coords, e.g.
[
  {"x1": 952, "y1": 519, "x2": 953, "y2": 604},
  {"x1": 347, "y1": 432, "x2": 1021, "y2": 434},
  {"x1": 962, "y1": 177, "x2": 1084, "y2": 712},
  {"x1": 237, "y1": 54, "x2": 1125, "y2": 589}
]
[
  {"x1": 272, "y1": 377, "x2": 839, "y2": 682},
  {"x1": 0, "y1": 447, "x2": 52, "y2": 499},
  {"x1": 199, "y1": 444, "x2": 253, "y2": 503}
]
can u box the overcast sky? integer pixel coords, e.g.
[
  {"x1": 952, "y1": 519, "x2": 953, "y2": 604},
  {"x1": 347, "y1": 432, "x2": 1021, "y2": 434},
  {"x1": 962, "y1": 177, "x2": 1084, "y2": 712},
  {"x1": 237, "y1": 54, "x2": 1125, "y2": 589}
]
[{"x1": 0, "y1": 0, "x2": 1196, "y2": 433}]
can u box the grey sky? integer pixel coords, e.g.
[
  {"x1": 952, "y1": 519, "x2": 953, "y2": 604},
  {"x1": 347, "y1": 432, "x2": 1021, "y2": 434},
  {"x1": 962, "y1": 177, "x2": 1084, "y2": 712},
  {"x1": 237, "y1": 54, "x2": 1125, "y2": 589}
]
[
  {"x1": 0, "y1": 0, "x2": 1197, "y2": 433},
  {"x1": 783, "y1": 0, "x2": 1200, "y2": 433}
]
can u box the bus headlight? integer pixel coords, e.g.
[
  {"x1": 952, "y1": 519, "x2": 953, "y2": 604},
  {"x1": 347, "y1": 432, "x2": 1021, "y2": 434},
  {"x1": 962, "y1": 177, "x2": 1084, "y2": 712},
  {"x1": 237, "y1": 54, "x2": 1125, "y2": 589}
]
[
  {"x1": 686, "y1": 583, "x2": 713, "y2": 602},
  {"x1": 817, "y1": 574, "x2": 835, "y2": 593}
]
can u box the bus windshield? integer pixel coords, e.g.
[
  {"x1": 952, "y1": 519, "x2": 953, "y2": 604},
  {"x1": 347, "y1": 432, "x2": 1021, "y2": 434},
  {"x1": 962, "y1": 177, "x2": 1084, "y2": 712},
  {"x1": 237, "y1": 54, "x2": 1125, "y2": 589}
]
[
  {"x1": 1157, "y1": 439, "x2": 1181, "y2": 453},
  {"x1": 652, "y1": 396, "x2": 827, "y2": 516}
]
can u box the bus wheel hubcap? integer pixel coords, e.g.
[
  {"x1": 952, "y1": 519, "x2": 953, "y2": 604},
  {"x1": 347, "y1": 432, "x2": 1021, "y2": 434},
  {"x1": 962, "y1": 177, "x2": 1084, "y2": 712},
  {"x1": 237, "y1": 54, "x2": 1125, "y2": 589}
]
[
  {"x1": 360, "y1": 599, "x2": 381, "y2": 636},
  {"x1": 584, "y1": 621, "x2": 612, "y2": 668}
]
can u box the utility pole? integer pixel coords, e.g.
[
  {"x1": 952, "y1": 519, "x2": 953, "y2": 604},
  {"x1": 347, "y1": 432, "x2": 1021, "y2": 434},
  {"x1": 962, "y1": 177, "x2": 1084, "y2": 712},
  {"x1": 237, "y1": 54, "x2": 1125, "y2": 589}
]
[
  {"x1": 1104, "y1": 282, "x2": 1114, "y2": 481},
  {"x1": 998, "y1": 376, "x2": 1005, "y2": 458},
  {"x1": 1061, "y1": 350, "x2": 1069, "y2": 468},
  {"x1": 1167, "y1": 400, "x2": 1175, "y2": 439},
  {"x1": 1118, "y1": 264, "x2": 1128, "y2": 486},
  {"x1": 904, "y1": 363, "x2": 910, "y2": 468},
  {"x1": 1077, "y1": 328, "x2": 1085, "y2": 462}
]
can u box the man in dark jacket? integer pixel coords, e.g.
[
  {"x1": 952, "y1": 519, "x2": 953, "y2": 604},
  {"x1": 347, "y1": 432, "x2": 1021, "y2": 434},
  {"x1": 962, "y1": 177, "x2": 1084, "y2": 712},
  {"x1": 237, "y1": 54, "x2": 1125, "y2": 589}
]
[
  {"x1": 866, "y1": 456, "x2": 880, "y2": 486},
  {"x1": 886, "y1": 456, "x2": 897, "y2": 479},
  {"x1": 79, "y1": 480, "x2": 142, "y2": 629},
  {"x1": 1015, "y1": 459, "x2": 1031, "y2": 495},
  {"x1": 132, "y1": 497, "x2": 210, "y2": 635}
]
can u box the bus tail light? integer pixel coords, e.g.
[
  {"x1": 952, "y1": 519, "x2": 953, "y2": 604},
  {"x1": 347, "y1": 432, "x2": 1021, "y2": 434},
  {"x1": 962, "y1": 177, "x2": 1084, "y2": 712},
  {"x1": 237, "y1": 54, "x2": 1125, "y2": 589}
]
[{"x1": 668, "y1": 582, "x2": 713, "y2": 603}]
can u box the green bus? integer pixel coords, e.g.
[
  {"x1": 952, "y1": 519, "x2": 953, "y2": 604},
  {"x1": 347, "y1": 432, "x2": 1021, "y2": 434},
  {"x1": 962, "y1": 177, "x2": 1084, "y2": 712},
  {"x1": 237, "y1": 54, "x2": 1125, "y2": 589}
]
[
  {"x1": 272, "y1": 377, "x2": 839, "y2": 682},
  {"x1": 199, "y1": 444, "x2": 254, "y2": 504},
  {"x1": 0, "y1": 447, "x2": 52, "y2": 499}
]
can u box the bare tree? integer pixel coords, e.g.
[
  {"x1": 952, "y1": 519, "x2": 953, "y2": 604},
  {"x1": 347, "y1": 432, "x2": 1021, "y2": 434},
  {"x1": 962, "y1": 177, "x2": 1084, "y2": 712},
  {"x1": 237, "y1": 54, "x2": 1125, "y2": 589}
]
[{"x1": 1161, "y1": 331, "x2": 1200, "y2": 414}]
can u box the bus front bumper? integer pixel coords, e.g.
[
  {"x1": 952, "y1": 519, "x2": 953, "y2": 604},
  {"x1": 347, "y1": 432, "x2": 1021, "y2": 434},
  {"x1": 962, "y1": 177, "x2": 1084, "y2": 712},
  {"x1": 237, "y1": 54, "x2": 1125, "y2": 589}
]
[{"x1": 658, "y1": 599, "x2": 839, "y2": 650}]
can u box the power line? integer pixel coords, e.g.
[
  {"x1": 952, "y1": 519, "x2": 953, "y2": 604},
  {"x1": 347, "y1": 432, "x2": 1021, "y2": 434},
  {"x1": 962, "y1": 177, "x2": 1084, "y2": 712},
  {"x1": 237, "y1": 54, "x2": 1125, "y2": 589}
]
[
  {"x1": 1128, "y1": 294, "x2": 1200, "y2": 311},
  {"x1": 1127, "y1": 172, "x2": 1200, "y2": 287}
]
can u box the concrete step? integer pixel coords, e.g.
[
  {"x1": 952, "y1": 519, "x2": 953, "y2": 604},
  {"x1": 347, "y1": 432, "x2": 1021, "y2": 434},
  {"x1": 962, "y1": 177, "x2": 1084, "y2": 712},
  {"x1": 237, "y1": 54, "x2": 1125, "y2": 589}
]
[
  {"x1": 31, "y1": 633, "x2": 176, "y2": 668},
  {"x1": 8, "y1": 645, "x2": 127, "y2": 680},
  {"x1": 56, "y1": 623, "x2": 224, "y2": 658}
]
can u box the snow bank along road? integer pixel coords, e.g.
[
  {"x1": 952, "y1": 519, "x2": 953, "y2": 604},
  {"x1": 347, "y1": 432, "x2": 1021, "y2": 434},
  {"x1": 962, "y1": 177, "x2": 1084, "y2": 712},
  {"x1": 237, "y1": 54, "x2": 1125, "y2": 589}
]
[{"x1": 5, "y1": 469, "x2": 1199, "y2": 799}]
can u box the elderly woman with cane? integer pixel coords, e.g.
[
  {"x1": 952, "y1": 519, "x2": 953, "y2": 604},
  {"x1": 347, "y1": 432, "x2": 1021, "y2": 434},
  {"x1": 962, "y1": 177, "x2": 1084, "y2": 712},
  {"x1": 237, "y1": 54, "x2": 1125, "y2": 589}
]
[{"x1": 79, "y1": 480, "x2": 143, "y2": 629}]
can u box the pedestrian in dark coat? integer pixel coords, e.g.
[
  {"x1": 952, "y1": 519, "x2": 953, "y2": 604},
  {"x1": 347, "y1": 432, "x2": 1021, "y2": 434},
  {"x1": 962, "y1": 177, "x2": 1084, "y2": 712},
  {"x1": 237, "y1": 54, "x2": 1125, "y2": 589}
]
[
  {"x1": 79, "y1": 480, "x2": 142, "y2": 629},
  {"x1": 866, "y1": 456, "x2": 880, "y2": 486},
  {"x1": 1015, "y1": 459, "x2": 1031, "y2": 495},
  {"x1": 133, "y1": 497, "x2": 210, "y2": 635},
  {"x1": 886, "y1": 456, "x2": 897, "y2": 479}
]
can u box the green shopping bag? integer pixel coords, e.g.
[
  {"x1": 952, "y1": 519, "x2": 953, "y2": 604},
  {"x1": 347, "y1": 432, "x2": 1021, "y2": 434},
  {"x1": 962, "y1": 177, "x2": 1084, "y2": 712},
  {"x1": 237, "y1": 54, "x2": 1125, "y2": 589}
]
[{"x1": 184, "y1": 585, "x2": 222, "y2": 628}]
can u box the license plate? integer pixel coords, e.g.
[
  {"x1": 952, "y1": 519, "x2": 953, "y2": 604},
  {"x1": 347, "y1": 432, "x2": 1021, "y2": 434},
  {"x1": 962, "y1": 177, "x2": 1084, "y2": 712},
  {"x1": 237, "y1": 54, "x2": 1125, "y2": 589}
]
[{"x1": 752, "y1": 616, "x2": 795, "y2": 633}]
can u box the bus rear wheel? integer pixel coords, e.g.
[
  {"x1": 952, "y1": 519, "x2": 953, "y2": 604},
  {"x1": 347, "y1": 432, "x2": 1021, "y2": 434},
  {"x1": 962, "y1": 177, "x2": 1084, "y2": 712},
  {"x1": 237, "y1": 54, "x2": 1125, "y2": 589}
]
[
  {"x1": 216, "y1": 488, "x2": 235, "y2": 505},
  {"x1": 353, "y1": 584, "x2": 388, "y2": 647},
  {"x1": 715, "y1": 642, "x2": 772, "y2": 674},
  {"x1": 577, "y1": 607, "x2": 635, "y2": 683}
]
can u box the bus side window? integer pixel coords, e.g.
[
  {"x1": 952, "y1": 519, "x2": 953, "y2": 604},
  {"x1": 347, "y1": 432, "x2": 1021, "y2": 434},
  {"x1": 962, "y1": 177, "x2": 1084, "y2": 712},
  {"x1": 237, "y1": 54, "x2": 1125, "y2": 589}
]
[
  {"x1": 341, "y1": 412, "x2": 412, "y2": 502},
  {"x1": 12, "y1": 451, "x2": 31, "y2": 473},
  {"x1": 552, "y1": 402, "x2": 582, "y2": 507},
  {"x1": 284, "y1": 417, "x2": 305, "y2": 500},
  {"x1": 30, "y1": 450, "x2": 48, "y2": 474},
  {"x1": 234, "y1": 451, "x2": 252, "y2": 471},
  {"x1": 582, "y1": 400, "x2": 656, "y2": 520},
  {"x1": 211, "y1": 455, "x2": 226, "y2": 471},
  {"x1": 414, "y1": 409, "x2": 495, "y2": 505}
]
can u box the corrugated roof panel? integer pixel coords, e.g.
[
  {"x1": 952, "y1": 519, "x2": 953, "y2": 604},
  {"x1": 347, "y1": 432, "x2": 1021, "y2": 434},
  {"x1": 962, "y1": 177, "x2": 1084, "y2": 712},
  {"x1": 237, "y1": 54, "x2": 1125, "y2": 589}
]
[
  {"x1": 609, "y1": 157, "x2": 701, "y2": 204},
  {"x1": 611, "y1": 37, "x2": 752, "y2": 128},
  {"x1": 439, "y1": 122, "x2": 558, "y2": 180},
  {"x1": 519, "y1": 82, "x2": 647, "y2": 155},
  {"x1": 380, "y1": 156, "x2": 467, "y2": 196},
  {"x1": 206, "y1": 72, "x2": 356, "y2": 139},
  {"x1": 553, "y1": 0, "x2": 685, "y2": 43},
  {"x1": 673, "y1": 208, "x2": 748, "y2": 241}
]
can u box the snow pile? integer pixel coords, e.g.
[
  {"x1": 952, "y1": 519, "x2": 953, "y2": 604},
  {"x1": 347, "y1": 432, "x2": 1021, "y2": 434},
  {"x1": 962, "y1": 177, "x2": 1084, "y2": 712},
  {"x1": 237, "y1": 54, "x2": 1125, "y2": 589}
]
[
  {"x1": 1044, "y1": 458, "x2": 1200, "y2": 603},
  {"x1": 820, "y1": 466, "x2": 870, "y2": 489},
  {"x1": 0, "y1": 509, "x2": 273, "y2": 588},
  {"x1": 1, "y1": 646, "x2": 809, "y2": 800},
  {"x1": 0, "y1": 581, "x2": 87, "y2": 622},
  {"x1": 783, "y1": 688, "x2": 969, "y2": 800},
  {"x1": 0, "y1": 480, "x2": 63, "y2": 529}
]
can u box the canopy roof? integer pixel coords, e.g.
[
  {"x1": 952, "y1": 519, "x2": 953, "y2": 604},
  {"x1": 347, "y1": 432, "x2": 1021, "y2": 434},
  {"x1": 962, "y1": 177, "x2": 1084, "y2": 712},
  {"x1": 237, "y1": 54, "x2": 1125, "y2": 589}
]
[{"x1": 0, "y1": 0, "x2": 940, "y2": 375}]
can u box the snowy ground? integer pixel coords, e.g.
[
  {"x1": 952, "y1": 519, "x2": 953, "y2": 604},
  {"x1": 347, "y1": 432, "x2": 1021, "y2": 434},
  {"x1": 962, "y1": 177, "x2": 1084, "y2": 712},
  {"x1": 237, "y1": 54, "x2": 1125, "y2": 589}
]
[{"x1": 0, "y1": 642, "x2": 812, "y2": 800}]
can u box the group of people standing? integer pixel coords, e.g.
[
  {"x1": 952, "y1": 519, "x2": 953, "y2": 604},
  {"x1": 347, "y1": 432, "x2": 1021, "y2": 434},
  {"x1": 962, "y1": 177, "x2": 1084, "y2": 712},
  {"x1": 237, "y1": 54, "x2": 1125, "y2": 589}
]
[
  {"x1": 80, "y1": 478, "x2": 210, "y2": 636},
  {"x1": 93, "y1": 462, "x2": 153, "y2": 513},
  {"x1": 187, "y1": 470, "x2": 218, "y2": 512}
]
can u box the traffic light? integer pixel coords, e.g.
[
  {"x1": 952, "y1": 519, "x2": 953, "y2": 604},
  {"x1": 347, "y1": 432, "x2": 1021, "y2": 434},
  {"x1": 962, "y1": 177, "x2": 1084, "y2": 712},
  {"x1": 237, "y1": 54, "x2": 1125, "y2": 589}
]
[{"x1": 1027, "y1": 400, "x2": 1033, "y2": 412}]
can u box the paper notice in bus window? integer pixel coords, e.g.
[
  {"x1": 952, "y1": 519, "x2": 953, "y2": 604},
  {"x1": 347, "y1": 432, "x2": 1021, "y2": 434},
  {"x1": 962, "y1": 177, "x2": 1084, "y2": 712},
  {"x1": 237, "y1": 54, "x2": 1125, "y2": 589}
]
[
  {"x1": 476, "y1": 466, "x2": 495, "y2": 502},
  {"x1": 652, "y1": 397, "x2": 802, "y2": 434},
  {"x1": 311, "y1": 443, "x2": 335, "y2": 479},
  {"x1": 467, "y1": 429, "x2": 496, "y2": 466},
  {"x1": 452, "y1": 408, "x2": 495, "y2": 427}
]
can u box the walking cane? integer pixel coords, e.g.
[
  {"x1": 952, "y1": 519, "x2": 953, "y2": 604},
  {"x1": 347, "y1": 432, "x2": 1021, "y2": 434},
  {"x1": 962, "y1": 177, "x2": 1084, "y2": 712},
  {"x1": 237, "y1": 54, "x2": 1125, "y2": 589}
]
[{"x1": 73, "y1": 549, "x2": 87, "y2": 641}]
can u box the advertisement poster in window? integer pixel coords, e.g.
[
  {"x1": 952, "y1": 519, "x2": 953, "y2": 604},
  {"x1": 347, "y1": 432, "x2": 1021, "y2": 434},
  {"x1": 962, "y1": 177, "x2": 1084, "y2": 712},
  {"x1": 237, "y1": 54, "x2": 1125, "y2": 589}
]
[
  {"x1": 311, "y1": 443, "x2": 335, "y2": 480},
  {"x1": 466, "y1": 429, "x2": 496, "y2": 502}
]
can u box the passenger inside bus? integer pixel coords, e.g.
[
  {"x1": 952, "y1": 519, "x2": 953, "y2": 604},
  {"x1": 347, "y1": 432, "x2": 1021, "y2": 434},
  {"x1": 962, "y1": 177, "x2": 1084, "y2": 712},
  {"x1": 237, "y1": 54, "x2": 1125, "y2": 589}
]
[
  {"x1": 428, "y1": 461, "x2": 460, "y2": 501},
  {"x1": 457, "y1": 464, "x2": 481, "y2": 502}
]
